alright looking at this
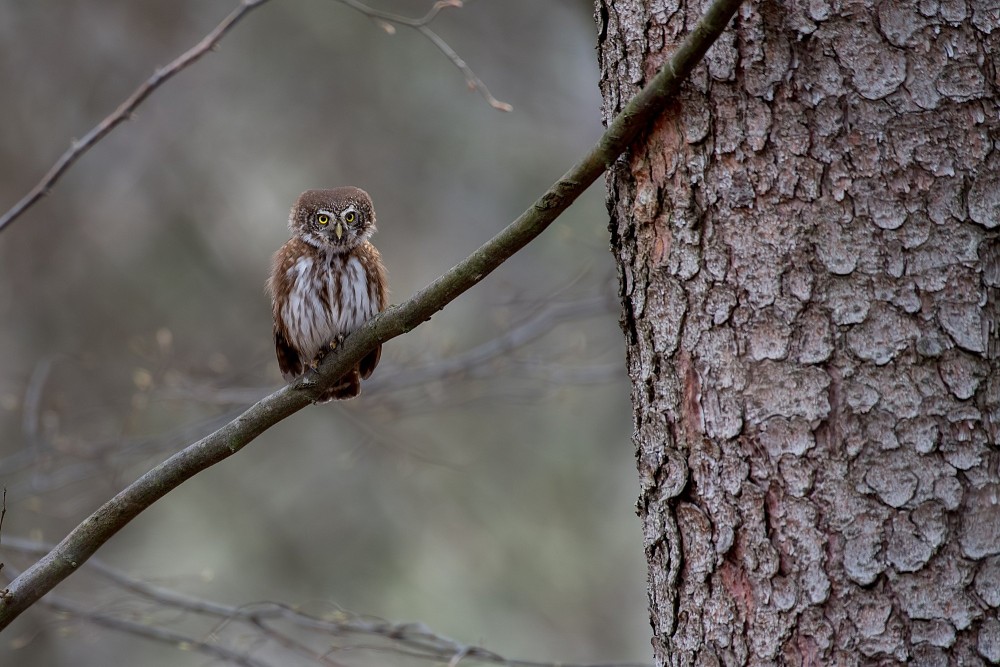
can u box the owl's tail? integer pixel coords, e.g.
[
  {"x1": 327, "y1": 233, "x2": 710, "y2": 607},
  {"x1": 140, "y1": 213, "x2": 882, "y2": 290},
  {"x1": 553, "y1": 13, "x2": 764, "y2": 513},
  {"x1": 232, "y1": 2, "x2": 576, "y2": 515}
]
[{"x1": 315, "y1": 366, "x2": 362, "y2": 403}]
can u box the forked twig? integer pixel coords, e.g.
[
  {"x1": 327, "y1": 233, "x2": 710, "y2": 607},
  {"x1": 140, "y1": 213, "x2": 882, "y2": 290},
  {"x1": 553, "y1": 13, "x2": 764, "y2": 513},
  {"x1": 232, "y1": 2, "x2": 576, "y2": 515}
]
[
  {"x1": 336, "y1": 0, "x2": 513, "y2": 112},
  {"x1": 0, "y1": 0, "x2": 271, "y2": 236}
]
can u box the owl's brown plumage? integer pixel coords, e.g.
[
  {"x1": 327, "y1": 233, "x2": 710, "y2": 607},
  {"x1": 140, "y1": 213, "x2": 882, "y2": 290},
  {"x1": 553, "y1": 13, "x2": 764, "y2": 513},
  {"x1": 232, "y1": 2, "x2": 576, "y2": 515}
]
[{"x1": 267, "y1": 187, "x2": 389, "y2": 401}]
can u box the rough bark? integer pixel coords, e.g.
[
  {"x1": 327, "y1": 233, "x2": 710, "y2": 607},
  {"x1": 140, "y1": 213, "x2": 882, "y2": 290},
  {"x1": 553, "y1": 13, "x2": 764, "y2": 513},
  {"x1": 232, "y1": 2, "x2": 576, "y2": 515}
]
[{"x1": 596, "y1": 1, "x2": 1000, "y2": 665}]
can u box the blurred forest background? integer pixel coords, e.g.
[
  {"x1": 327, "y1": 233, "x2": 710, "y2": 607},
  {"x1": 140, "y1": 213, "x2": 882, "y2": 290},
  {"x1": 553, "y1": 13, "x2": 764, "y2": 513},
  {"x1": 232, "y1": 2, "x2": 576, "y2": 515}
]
[{"x1": 0, "y1": 1, "x2": 649, "y2": 665}]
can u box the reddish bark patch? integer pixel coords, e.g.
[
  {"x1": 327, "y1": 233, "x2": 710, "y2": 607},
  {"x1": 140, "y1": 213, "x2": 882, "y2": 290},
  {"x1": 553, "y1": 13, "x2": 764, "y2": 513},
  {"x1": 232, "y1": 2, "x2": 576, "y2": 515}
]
[
  {"x1": 679, "y1": 350, "x2": 704, "y2": 436},
  {"x1": 718, "y1": 557, "x2": 755, "y2": 621}
]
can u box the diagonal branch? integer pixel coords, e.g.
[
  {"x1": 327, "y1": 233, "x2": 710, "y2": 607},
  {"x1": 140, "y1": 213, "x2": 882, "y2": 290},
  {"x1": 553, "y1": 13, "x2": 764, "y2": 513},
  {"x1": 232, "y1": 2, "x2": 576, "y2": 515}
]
[
  {"x1": 0, "y1": 0, "x2": 272, "y2": 236},
  {"x1": 0, "y1": 0, "x2": 743, "y2": 632}
]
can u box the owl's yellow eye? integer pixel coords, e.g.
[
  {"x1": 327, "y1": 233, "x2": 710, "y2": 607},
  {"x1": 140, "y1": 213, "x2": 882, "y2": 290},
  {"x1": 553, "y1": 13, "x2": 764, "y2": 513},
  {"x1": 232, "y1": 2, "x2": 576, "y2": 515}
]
[
  {"x1": 317, "y1": 214, "x2": 330, "y2": 225},
  {"x1": 344, "y1": 211, "x2": 356, "y2": 223}
]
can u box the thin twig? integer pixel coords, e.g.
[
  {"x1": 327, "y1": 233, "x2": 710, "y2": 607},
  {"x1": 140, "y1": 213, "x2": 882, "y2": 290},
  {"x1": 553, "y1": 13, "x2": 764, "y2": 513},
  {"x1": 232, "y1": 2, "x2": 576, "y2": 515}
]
[
  {"x1": 1, "y1": 563, "x2": 271, "y2": 667},
  {"x1": 152, "y1": 295, "x2": 617, "y2": 406},
  {"x1": 335, "y1": 0, "x2": 513, "y2": 111},
  {"x1": 0, "y1": 0, "x2": 271, "y2": 236},
  {"x1": 0, "y1": 489, "x2": 6, "y2": 574},
  {"x1": 1, "y1": 536, "x2": 651, "y2": 667},
  {"x1": 40, "y1": 597, "x2": 271, "y2": 667},
  {"x1": 0, "y1": 0, "x2": 744, "y2": 631},
  {"x1": 418, "y1": 24, "x2": 512, "y2": 111},
  {"x1": 21, "y1": 357, "x2": 56, "y2": 444},
  {"x1": 367, "y1": 296, "x2": 613, "y2": 390}
]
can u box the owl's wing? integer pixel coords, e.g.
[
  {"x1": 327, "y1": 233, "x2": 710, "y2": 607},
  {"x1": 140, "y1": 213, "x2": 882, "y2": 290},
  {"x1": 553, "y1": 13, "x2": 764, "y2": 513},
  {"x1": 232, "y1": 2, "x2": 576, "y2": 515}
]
[
  {"x1": 274, "y1": 327, "x2": 303, "y2": 381},
  {"x1": 358, "y1": 344, "x2": 381, "y2": 380}
]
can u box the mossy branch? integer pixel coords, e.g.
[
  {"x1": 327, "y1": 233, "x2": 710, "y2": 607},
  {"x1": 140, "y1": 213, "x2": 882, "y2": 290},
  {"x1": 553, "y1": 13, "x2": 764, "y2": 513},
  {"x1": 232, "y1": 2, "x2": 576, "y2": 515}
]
[{"x1": 0, "y1": 0, "x2": 743, "y2": 631}]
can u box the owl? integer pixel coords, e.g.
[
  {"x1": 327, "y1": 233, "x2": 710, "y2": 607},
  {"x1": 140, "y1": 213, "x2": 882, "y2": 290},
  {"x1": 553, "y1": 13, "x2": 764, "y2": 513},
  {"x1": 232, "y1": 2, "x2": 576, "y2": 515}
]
[{"x1": 267, "y1": 187, "x2": 389, "y2": 401}]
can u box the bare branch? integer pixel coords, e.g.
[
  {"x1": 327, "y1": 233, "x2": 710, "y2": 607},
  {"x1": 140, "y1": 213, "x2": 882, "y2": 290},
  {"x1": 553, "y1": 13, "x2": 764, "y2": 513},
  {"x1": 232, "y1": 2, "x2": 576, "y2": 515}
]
[
  {"x1": 0, "y1": 0, "x2": 271, "y2": 236},
  {"x1": 1, "y1": 536, "x2": 650, "y2": 667},
  {"x1": 149, "y1": 294, "x2": 619, "y2": 408},
  {"x1": 415, "y1": 24, "x2": 513, "y2": 112},
  {"x1": 335, "y1": 0, "x2": 513, "y2": 111},
  {"x1": 368, "y1": 295, "x2": 615, "y2": 391},
  {"x1": 0, "y1": 0, "x2": 744, "y2": 631},
  {"x1": 2, "y1": 563, "x2": 272, "y2": 667}
]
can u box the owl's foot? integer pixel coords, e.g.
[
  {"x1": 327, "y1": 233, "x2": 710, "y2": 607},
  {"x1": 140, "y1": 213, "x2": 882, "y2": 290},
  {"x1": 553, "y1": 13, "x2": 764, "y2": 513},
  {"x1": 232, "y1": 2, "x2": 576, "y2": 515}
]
[{"x1": 308, "y1": 334, "x2": 347, "y2": 371}]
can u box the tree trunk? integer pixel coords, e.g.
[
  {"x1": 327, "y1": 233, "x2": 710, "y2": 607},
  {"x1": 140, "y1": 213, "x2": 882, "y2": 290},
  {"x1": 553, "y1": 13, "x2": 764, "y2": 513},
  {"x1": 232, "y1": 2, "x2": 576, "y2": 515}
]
[{"x1": 596, "y1": 1, "x2": 1000, "y2": 664}]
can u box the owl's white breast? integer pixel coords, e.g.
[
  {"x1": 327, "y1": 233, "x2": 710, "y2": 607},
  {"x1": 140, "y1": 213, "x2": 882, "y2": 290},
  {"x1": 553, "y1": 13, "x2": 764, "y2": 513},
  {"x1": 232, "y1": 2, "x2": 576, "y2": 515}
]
[{"x1": 281, "y1": 252, "x2": 376, "y2": 362}]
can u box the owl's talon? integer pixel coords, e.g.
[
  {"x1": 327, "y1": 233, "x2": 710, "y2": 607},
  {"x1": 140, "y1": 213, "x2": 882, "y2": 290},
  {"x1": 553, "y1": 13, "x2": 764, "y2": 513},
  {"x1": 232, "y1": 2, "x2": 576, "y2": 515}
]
[{"x1": 330, "y1": 334, "x2": 346, "y2": 351}]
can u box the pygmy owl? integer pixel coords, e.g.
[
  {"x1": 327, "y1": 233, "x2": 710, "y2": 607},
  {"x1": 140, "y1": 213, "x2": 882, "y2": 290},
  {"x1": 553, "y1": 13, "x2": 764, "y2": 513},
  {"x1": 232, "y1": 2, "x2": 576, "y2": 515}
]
[{"x1": 267, "y1": 187, "x2": 389, "y2": 401}]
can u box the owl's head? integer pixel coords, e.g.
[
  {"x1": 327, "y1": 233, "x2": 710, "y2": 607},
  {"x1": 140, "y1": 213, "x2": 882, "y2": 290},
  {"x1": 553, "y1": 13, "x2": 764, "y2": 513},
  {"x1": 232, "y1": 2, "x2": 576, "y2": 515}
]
[{"x1": 289, "y1": 187, "x2": 376, "y2": 251}]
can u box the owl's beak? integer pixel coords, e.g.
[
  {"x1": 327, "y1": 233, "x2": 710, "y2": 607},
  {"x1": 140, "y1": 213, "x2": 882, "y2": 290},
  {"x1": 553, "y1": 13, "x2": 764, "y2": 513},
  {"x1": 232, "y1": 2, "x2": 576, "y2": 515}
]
[{"x1": 334, "y1": 221, "x2": 344, "y2": 240}]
